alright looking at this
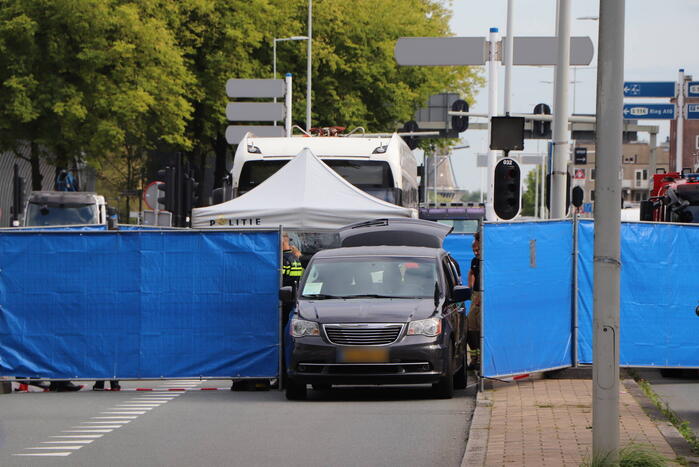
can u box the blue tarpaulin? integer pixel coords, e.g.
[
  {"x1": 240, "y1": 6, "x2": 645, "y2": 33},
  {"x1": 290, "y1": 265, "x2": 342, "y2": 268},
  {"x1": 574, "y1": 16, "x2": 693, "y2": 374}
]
[
  {"x1": 577, "y1": 221, "x2": 699, "y2": 367},
  {"x1": 0, "y1": 230, "x2": 280, "y2": 379},
  {"x1": 482, "y1": 221, "x2": 574, "y2": 377},
  {"x1": 443, "y1": 234, "x2": 475, "y2": 277}
]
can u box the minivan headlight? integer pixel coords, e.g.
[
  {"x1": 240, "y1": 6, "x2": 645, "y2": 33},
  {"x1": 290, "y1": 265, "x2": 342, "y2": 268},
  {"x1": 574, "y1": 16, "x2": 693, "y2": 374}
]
[
  {"x1": 290, "y1": 318, "x2": 320, "y2": 338},
  {"x1": 407, "y1": 318, "x2": 442, "y2": 337}
]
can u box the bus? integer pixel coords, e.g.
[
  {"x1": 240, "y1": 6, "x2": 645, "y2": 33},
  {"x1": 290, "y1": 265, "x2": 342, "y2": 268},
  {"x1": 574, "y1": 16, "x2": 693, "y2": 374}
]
[{"x1": 230, "y1": 132, "x2": 419, "y2": 208}]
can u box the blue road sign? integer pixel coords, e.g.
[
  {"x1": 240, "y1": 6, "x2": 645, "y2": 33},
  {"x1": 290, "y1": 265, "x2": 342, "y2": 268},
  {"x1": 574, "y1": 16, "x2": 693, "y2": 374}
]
[
  {"x1": 686, "y1": 104, "x2": 699, "y2": 120},
  {"x1": 623, "y1": 103, "x2": 675, "y2": 120},
  {"x1": 687, "y1": 81, "x2": 699, "y2": 98},
  {"x1": 623, "y1": 81, "x2": 676, "y2": 98}
]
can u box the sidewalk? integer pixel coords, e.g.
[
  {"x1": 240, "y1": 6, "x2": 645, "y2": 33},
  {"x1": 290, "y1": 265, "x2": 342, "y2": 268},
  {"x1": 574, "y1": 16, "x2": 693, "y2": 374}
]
[{"x1": 462, "y1": 373, "x2": 698, "y2": 466}]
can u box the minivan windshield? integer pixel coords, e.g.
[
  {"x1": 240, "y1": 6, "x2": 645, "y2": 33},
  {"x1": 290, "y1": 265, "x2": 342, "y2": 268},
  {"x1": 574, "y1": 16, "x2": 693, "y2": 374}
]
[{"x1": 301, "y1": 256, "x2": 438, "y2": 299}]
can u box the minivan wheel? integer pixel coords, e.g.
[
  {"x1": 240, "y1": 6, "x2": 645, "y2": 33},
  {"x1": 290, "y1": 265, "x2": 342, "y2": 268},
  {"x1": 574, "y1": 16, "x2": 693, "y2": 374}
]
[
  {"x1": 433, "y1": 350, "x2": 455, "y2": 399},
  {"x1": 285, "y1": 379, "x2": 307, "y2": 400},
  {"x1": 453, "y1": 347, "x2": 468, "y2": 390}
]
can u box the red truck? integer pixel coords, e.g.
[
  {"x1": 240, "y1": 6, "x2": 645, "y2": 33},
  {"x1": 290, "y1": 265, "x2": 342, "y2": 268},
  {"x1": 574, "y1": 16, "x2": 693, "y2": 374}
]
[{"x1": 640, "y1": 170, "x2": 699, "y2": 223}]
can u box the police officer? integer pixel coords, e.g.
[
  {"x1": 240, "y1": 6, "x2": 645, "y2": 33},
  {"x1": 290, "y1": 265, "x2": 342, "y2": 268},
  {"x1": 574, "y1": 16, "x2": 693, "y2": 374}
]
[{"x1": 282, "y1": 233, "x2": 304, "y2": 289}]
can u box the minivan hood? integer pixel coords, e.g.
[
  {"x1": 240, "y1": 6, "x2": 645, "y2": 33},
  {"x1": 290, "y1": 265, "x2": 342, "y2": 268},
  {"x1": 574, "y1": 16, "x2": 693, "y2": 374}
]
[{"x1": 297, "y1": 298, "x2": 437, "y2": 323}]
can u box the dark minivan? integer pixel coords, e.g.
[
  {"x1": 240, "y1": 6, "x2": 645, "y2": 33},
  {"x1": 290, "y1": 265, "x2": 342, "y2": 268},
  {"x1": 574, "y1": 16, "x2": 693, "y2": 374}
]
[{"x1": 281, "y1": 218, "x2": 471, "y2": 400}]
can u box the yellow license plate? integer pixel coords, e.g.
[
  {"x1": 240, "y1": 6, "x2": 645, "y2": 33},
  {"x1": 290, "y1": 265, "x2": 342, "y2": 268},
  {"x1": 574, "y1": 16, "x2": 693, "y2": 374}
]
[{"x1": 339, "y1": 347, "x2": 389, "y2": 363}]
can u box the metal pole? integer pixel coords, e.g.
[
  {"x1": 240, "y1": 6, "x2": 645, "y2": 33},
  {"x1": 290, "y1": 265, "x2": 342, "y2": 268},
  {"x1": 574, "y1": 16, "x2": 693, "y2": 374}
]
[
  {"x1": 592, "y1": 0, "x2": 624, "y2": 460},
  {"x1": 534, "y1": 165, "x2": 540, "y2": 218},
  {"x1": 504, "y1": 0, "x2": 514, "y2": 114},
  {"x1": 306, "y1": 0, "x2": 312, "y2": 131},
  {"x1": 486, "y1": 27, "x2": 500, "y2": 221},
  {"x1": 433, "y1": 152, "x2": 438, "y2": 202},
  {"x1": 676, "y1": 69, "x2": 685, "y2": 172},
  {"x1": 572, "y1": 211, "x2": 579, "y2": 366},
  {"x1": 551, "y1": 0, "x2": 571, "y2": 218},
  {"x1": 273, "y1": 39, "x2": 277, "y2": 126},
  {"x1": 649, "y1": 130, "x2": 657, "y2": 189},
  {"x1": 285, "y1": 73, "x2": 292, "y2": 137}
]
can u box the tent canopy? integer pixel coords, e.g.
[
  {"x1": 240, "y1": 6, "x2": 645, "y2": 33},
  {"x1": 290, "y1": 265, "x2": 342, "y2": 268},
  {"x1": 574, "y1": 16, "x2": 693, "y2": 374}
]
[{"x1": 192, "y1": 148, "x2": 415, "y2": 231}]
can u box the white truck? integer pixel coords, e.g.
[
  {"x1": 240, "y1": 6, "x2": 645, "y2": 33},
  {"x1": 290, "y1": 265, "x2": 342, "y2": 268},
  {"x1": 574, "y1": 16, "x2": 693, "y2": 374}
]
[{"x1": 23, "y1": 191, "x2": 107, "y2": 227}]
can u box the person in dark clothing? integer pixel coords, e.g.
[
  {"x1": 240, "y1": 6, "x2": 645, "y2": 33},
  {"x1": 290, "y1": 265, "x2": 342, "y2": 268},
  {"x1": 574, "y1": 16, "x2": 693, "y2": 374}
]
[
  {"x1": 467, "y1": 232, "x2": 481, "y2": 371},
  {"x1": 93, "y1": 380, "x2": 120, "y2": 391}
]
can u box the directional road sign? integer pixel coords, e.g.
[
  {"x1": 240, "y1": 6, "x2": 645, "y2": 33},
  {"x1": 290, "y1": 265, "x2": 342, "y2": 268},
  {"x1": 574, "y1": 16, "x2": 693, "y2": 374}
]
[
  {"x1": 687, "y1": 82, "x2": 699, "y2": 98},
  {"x1": 225, "y1": 125, "x2": 284, "y2": 144},
  {"x1": 226, "y1": 102, "x2": 285, "y2": 121},
  {"x1": 686, "y1": 104, "x2": 699, "y2": 120},
  {"x1": 623, "y1": 81, "x2": 676, "y2": 98},
  {"x1": 622, "y1": 103, "x2": 675, "y2": 120},
  {"x1": 395, "y1": 36, "x2": 594, "y2": 66},
  {"x1": 226, "y1": 79, "x2": 285, "y2": 98}
]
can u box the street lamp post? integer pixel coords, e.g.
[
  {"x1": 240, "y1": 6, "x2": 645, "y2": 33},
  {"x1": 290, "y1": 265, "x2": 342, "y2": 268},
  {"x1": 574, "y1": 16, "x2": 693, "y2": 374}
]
[{"x1": 272, "y1": 36, "x2": 309, "y2": 126}]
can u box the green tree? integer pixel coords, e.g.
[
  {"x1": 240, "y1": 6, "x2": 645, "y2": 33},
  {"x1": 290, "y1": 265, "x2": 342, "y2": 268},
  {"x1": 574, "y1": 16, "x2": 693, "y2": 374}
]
[
  {"x1": 0, "y1": 0, "x2": 193, "y2": 206},
  {"x1": 521, "y1": 165, "x2": 541, "y2": 217}
]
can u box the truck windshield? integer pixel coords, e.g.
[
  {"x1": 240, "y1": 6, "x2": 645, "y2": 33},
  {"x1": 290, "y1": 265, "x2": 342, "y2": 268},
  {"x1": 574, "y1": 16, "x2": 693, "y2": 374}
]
[
  {"x1": 238, "y1": 160, "x2": 394, "y2": 195},
  {"x1": 25, "y1": 203, "x2": 98, "y2": 226},
  {"x1": 301, "y1": 256, "x2": 438, "y2": 299}
]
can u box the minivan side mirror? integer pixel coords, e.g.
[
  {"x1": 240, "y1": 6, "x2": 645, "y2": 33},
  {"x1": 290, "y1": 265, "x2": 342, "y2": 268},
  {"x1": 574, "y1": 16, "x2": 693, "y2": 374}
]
[
  {"x1": 451, "y1": 285, "x2": 472, "y2": 303},
  {"x1": 279, "y1": 286, "x2": 294, "y2": 303}
]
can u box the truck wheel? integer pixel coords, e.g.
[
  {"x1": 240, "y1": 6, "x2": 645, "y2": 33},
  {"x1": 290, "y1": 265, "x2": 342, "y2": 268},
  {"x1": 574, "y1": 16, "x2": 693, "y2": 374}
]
[{"x1": 285, "y1": 379, "x2": 307, "y2": 400}]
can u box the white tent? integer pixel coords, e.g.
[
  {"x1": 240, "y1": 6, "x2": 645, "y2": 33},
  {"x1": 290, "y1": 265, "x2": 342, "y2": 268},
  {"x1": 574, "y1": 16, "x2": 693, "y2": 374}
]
[{"x1": 191, "y1": 148, "x2": 416, "y2": 230}]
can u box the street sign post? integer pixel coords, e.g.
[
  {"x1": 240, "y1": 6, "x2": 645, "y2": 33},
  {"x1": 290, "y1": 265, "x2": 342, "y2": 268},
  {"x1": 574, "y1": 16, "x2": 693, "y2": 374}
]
[
  {"x1": 622, "y1": 103, "x2": 675, "y2": 120},
  {"x1": 622, "y1": 81, "x2": 676, "y2": 98},
  {"x1": 574, "y1": 147, "x2": 587, "y2": 164},
  {"x1": 686, "y1": 104, "x2": 699, "y2": 120},
  {"x1": 686, "y1": 81, "x2": 699, "y2": 98}
]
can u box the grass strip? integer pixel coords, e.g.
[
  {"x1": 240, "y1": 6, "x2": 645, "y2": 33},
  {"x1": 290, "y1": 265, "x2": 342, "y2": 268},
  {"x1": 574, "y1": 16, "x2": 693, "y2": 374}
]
[{"x1": 635, "y1": 377, "x2": 699, "y2": 456}]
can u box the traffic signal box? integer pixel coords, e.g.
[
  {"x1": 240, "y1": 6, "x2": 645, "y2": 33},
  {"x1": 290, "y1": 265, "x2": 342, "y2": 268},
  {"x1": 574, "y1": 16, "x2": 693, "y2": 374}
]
[
  {"x1": 493, "y1": 158, "x2": 521, "y2": 220},
  {"x1": 155, "y1": 156, "x2": 198, "y2": 227}
]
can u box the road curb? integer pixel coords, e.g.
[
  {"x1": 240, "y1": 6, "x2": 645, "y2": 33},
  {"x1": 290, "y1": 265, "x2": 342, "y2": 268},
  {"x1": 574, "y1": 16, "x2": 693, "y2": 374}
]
[
  {"x1": 461, "y1": 388, "x2": 491, "y2": 467},
  {"x1": 623, "y1": 378, "x2": 699, "y2": 465}
]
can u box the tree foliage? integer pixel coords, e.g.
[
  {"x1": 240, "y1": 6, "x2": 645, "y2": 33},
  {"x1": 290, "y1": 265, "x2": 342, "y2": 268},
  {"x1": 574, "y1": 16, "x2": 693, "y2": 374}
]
[
  {"x1": 521, "y1": 165, "x2": 541, "y2": 217},
  {"x1": 0, "y1": 0, "x2": 483, "y2": 210}
]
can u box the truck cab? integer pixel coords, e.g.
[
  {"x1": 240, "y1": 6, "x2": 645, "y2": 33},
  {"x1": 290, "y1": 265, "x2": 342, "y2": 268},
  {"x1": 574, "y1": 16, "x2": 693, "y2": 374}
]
[{"x1": 24, "y1": 191, "x2": 107, "y2": 227}]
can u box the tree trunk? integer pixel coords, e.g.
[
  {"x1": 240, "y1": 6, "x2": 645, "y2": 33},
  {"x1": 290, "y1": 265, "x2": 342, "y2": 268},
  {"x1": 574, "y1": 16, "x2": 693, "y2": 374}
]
[
  {"x1": 30, "y1": 142, "x2": 44, "y2": 190},
  {"x1": 213, "y1": 132, "x2": 229, "y2": 189}
]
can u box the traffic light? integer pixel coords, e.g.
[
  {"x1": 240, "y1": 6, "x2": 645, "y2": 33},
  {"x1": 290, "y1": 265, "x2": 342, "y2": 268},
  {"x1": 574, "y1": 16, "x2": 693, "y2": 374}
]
[
  {"x1": 400, "y1": 120, "x2": 420, "y2": 150},
  {"x1": 493, "y1": 158, "x2": 521, "y2": 220},
  {"x1": 156, "y1": 167, "x2": 176, "y2": 212},
  {"x1": 183, "y1": 171, "x2": 199, "y2": 219},
  {"x1": 532, "y1": 103, "x2": 551, "y2": 138},
  {"x1": 11, "y1": 163, "x2": 25, "y2": 225},
  {"x1": 451, "y1": 99, "x2": 469, "y2": 133}
]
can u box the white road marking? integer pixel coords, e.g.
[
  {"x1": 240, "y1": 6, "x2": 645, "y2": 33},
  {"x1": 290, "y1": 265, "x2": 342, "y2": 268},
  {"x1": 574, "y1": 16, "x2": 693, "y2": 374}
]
[
  {"x1": 117, "y1": 403, "x2": 161, "y2": 406},
  {"x1": 42, "y1": 440, "x2": 94, "y2": 444},
  {"x1": 100, "y1": 411, "x2": 147, "y2": 415},
  {"x1": 27, "y1": 446, "x2": 84, "y2": 450},
  {"x1": 61, "y1": 430, "x2": 114, "y2": 433},
  {"x1": 13, "y1": 452, "x2": 73, "y2": 457},
  {"x1": 72, "y1": 425, "x2": 122, "y2": 429},
  {"x1": 50, "y1": 435, "x2": 104, "y2": 438},
  {"x1": 92, "y1": 416, "x2": 138, "y2": 419},
  {"x1": 81, "y1": 421, "x2": 130, "y2": 424}
]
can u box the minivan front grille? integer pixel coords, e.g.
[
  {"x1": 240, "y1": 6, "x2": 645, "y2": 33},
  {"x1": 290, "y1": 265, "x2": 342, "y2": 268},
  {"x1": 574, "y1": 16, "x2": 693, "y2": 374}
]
[{"x1": 323, "y1": 324, "x2": 403, "y2": 346}]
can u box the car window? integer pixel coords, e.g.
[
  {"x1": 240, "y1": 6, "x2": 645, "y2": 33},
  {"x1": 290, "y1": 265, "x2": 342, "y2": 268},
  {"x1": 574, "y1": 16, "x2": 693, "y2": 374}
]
[{"x1": 301, "y1": 256, "x2": 438, "y2": 299}]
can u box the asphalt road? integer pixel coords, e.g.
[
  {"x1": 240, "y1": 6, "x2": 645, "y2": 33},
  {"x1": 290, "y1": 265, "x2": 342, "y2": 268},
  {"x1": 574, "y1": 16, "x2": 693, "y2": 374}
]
[
  {"x1": 0, "y1": 380, "x2": 476, "y2": 467},
  {"x1": 636, "y1": 368, "x2": 699, "y2": 435}
]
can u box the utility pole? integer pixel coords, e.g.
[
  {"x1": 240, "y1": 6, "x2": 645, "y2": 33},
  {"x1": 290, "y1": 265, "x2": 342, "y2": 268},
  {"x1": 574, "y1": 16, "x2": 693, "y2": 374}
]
[
  {"x1": 504, "y1": 0, "x2": 514, "y2": 115},
  {"x1": 592, "y1": 0, "x2": 624, "y2": 461},
  {"x1": 306, "y1": 0, "x2": 313, "y2": 131},
  {"x1": 676, "y1": 69, "x2": 685, "y2": 172},
  {"x1": 551, "y1": 0, "x2": 571, "y2": 218},
  {"x1": 486, "y1": 27, "x2": 500, "y2": 221}
]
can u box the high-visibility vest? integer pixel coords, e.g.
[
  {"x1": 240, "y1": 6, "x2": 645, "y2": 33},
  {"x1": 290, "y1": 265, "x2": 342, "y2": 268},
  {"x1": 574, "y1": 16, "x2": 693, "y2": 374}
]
[{"x1": 282, "y1": 250, "x2": 304, "y2": 282}]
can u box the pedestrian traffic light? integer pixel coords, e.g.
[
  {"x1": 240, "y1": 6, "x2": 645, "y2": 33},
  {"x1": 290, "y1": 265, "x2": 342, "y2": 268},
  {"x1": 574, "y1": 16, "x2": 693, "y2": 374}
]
[
  {"x1": 156, "y1": 167, "x2": 176, "y2": 212},
  {"x1": 493, "y1": 158, "x2": 521, "y2": 220},
  {"x1": 532, "y1": 103, "x2": 551, "y2": 138},
  {"x1": 545, "y1": 171, "x2": 572, "y2": 213}
]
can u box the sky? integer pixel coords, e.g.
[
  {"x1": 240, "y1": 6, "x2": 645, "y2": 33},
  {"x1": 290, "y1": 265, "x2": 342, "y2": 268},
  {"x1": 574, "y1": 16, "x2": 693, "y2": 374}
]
[{"x1": 444, "y1": 0, "x2": 699, "y2": 192}]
